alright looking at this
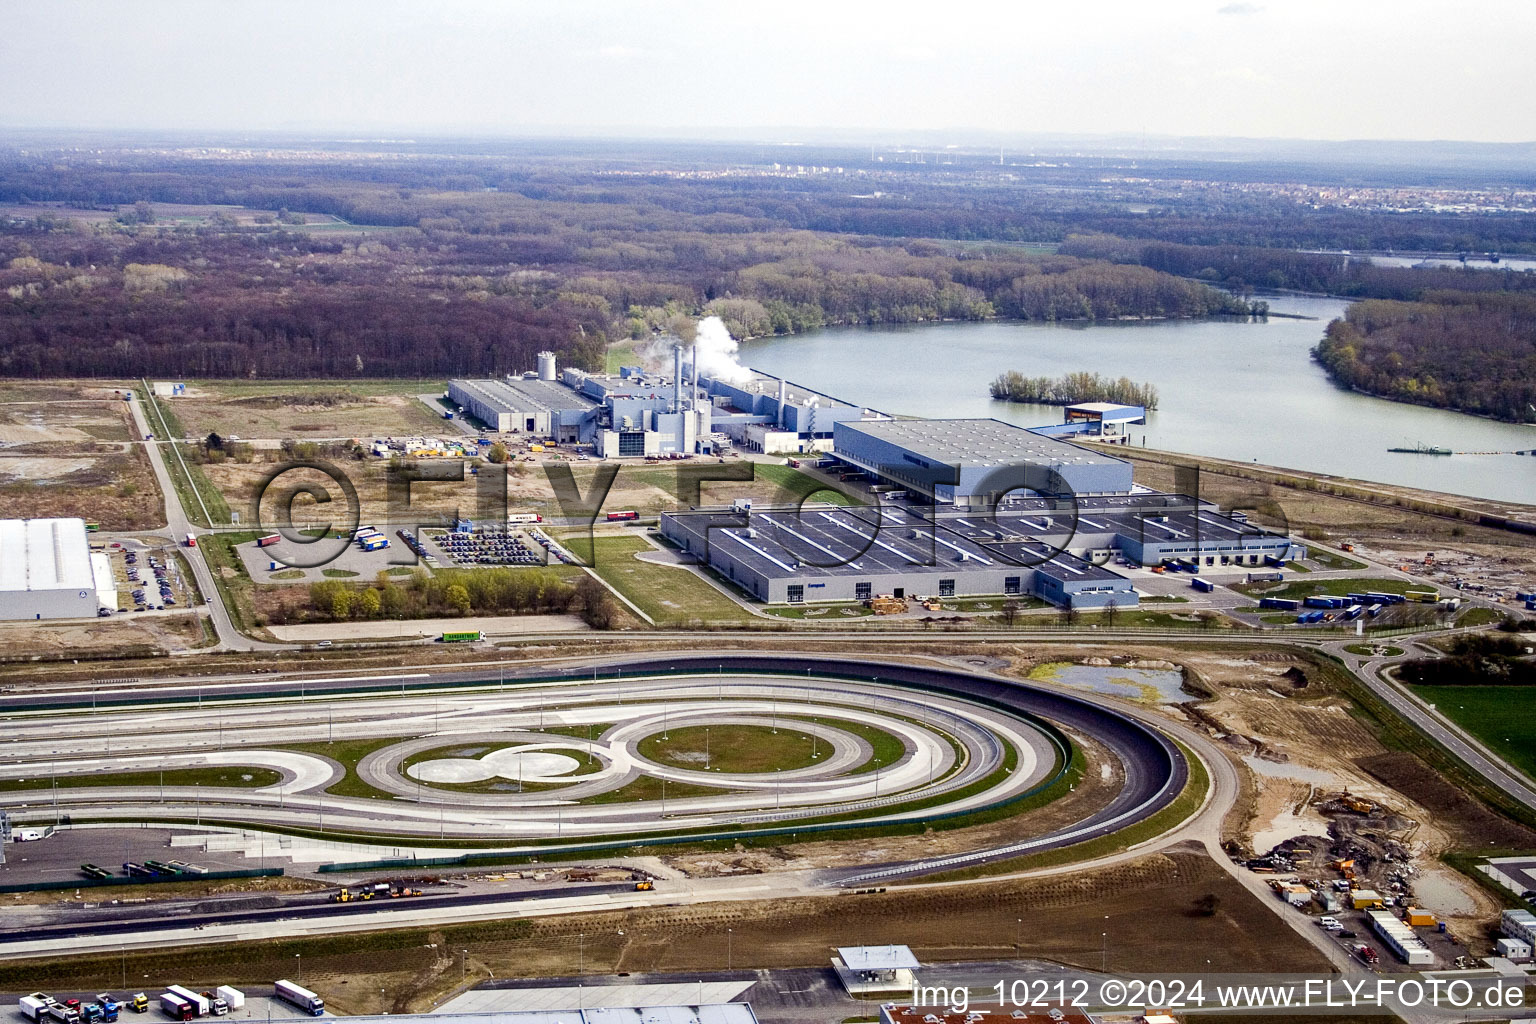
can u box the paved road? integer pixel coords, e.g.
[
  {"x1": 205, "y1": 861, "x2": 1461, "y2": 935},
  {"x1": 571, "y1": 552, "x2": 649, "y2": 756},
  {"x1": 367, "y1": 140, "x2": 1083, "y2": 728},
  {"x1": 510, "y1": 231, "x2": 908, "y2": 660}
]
[
  {"x1": 1323, "y1": 634, "x2": 1536, "y2": 809},
  {"x1": 126, "y1": 391, "x2": 266, "y2": 653}
]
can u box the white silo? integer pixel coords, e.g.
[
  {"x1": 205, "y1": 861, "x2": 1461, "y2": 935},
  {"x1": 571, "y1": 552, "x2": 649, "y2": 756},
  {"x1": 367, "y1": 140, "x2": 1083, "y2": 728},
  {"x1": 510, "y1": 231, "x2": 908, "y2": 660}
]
[{"x1": 537, "y1": 351, "x2": 557, "y2": 381}]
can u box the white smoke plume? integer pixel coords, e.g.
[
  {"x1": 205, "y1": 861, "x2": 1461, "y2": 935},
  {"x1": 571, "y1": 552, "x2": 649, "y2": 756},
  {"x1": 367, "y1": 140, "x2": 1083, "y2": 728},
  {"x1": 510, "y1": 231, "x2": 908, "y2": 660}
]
[{"x1": 690, "y1": 315, "x2": 752, "y2": 384}]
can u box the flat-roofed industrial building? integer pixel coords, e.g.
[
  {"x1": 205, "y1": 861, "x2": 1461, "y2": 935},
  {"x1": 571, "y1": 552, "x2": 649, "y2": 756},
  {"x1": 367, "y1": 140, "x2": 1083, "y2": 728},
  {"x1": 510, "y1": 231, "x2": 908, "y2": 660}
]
[
  {"x1": 660, "y1": 503, "x2": 1138, "y2": 608},
  {"x1": 661, "y1": 492, "x2": 1294, "y2": 608},
  {"x1": 447, "y1": 378, "x2": 601, "y2": 441},
  {"x1": 832, "y1": 418, "x2": 1134, "y2": 504},
  {"x1": 0, "y1": 517, "x2": 116, "y2": 620}
]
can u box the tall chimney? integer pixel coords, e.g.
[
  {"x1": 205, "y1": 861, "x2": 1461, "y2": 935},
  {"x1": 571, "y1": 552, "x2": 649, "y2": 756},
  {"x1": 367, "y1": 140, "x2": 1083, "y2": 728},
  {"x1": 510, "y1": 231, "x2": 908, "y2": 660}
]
[
  {"x1": 777, "y1": 378, "x2": 787, "y2": 429},
  {"x1": 673, "y1": 344, "x2": 684, "y2": 413}
]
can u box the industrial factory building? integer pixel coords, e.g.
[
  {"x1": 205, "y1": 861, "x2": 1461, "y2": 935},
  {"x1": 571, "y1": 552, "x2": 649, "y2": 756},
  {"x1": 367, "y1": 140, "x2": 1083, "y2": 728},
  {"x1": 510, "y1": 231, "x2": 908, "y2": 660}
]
[
  {"x1": 660, "y1": 492, "x2": 1298, "y2": 608},
  {"x1": 449, "y1": 351, "x2": 887, "y2": 458},
  {"x1": 0, "y1": 517, "x2": 116, "y2": 620},
  {"x1": 700, "y1": 370, "x2": 882, "y2": 453},
  {"x1": 832, "y1": 418, "x2": 1135, "y2": 505}
]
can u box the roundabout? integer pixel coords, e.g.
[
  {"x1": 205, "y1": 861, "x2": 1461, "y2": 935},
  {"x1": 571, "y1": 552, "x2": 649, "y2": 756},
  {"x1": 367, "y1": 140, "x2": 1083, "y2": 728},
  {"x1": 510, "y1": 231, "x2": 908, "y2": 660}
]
[{"x1": 0, "y1": 655, "x2": 1193, "y2": 879}]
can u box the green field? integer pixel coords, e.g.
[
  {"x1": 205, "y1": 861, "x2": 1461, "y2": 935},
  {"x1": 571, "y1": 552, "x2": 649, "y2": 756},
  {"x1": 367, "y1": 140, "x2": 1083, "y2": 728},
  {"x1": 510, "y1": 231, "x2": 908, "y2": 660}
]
[
  {"x1": 1411, "y1": 685, "x2": 1536, "y2": 781},
  {"x1": 1234, "y1": 576, "x2": 1421, "y2": 600},
  {"x1": 1307, "y1": 550, "x2": 1368, "y2": 570},
  {"x1": 0, "y1": 767, "x2": 282, "y2": 792},
  {"x1": 639, "y1": 724, "x2": 823, "y2": 774},
  {"x1": 561, "y1": 534, "x2": 755, "y2": 624}
]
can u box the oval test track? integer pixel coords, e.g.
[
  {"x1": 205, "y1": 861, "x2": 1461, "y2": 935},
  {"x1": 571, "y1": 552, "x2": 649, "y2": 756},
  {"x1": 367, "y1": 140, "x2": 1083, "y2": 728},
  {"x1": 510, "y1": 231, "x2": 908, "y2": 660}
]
[{"x1": 0, "y1": 654, "x2": 1188, "y2": 882}]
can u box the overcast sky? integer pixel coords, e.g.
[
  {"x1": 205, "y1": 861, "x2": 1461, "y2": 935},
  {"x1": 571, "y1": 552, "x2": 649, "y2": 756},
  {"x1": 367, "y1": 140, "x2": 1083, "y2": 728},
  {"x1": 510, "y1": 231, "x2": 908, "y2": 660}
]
[{"x1": 3, "y1": 0, "x2": 1533, "y2": 143}]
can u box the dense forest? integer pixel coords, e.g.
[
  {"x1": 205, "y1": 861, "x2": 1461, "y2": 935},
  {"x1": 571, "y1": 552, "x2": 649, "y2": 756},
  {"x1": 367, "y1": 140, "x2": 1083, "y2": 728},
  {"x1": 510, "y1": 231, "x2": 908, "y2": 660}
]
[
  {"x1": 989, "y1": 371, "x2": 1159, "y2": 409},
  {"x1": 1061, "y1": 233, "x2": 1536, "y2": 300},
  {"x1": 2, "y1": 140, "x2": 1535, "y2": 380},
  {"x1": 1312, "y1": 292, "x2": 1536, "y2": 423}
]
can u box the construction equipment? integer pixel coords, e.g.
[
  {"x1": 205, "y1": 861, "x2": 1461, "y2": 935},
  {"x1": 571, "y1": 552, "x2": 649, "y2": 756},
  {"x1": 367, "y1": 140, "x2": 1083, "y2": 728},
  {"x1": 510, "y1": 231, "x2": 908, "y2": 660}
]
[{"x1": 634, "y1": 880, "x2": 654, "y2": 891}]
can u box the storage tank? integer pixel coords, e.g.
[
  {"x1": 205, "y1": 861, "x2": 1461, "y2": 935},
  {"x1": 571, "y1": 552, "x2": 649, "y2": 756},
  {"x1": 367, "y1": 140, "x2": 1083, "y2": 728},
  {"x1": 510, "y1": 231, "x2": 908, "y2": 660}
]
[{"x1": 537, "y1": 351, "x2": 557, "y2": 381}]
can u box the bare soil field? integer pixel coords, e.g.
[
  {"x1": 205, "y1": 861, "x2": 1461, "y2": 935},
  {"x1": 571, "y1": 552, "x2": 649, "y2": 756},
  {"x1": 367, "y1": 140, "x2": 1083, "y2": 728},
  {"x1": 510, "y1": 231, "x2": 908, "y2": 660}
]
[
  {"x1": 1008, "y1": 641, "x2": 1520, "y2": 945},
  {"x1": 0, "y1": 389, "x2": 163, "y2": 528},
  {"x1": 0, "y1": 847, "x2": 1330, "y2": 1014},
  {"x1": 170, "y1": 385, "x2": 450, "y2": 440},
  {"x1": 0, "y1": 613, "x2": 205, "y2": 659}
]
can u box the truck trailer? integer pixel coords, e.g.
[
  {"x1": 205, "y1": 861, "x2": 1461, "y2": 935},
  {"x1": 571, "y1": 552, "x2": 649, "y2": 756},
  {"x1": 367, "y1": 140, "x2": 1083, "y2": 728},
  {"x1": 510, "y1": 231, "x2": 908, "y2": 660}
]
[
  {"x1": 20, "y1": 995, "x2": 50, "y2": 1024},
  {"x1": 212, "y1": 990, "x2": 242, "y2": 1013},
  {"x1": 156, "y1": 996, "x2": 193, "y2": 1023},
  {"x1": 162, "y1": 988, "x2": 207, "y2": 1018},
  {"x1": 272, "y1": 981, "x2": 323, "y2": 1017}
]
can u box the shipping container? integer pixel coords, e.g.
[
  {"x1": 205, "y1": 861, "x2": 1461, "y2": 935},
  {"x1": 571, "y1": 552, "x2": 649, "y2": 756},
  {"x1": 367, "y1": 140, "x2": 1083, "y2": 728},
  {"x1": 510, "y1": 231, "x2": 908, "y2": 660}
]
[
  {"x1": 1404, "y1": 589, "x2": 1439, "y2": 603},
  {"x1": 1259, "y1": 597, "x2": 1300, "y2": 611},
  {"x1": 255, "y1": 534, "x2": 281, "y2": 548}
]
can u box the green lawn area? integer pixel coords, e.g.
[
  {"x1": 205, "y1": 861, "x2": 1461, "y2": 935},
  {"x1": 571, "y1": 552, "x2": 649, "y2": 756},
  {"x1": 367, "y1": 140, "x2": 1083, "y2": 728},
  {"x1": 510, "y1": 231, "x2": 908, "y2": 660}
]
[
  {"x1": 1308, "y1": 550, "x2": 1368, "y2": 570},
  {"x1": 578, "y1": 775, "x2": 730, "y2": 804},
  {"x1": 1456, "y1": 607, "x2": 1504, "y2": 627},
  {"x1": 1233, "y1": 576, "x2": 1420, "y2": 600},
  {"x1": 279, "y1": 737, "x2": 406, "y2": 799},
  {"x1": 0, "y1": 766, "x2": 282, "y2": 791},
  {"x1": 561, "y1": 534, "x2": 755, "y2": 625},
  {"x1": 639, "y1": 724, "x2": 823, "y2": 773},
  {"x1": 762, "y1": 602, "x2": 873, "y2": 619},
  {"x1": 746, "y1": 463, "x2": 861, "y2": 506},
  {"x1": 605, "y1": 341, "x2": 641, "y2": 374},
  {"x1": 1345, "y1": 643, "x2": 1404, "y2": 657},
  {"x1": 1410, "y1": 685, "x2": 1536, "y2": 781}
]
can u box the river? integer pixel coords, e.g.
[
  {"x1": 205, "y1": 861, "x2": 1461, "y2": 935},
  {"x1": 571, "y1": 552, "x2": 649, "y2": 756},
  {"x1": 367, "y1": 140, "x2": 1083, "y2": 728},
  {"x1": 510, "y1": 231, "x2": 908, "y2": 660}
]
[{"x1": 739, "y1": 295, "x2": 1536, "y2": 505}]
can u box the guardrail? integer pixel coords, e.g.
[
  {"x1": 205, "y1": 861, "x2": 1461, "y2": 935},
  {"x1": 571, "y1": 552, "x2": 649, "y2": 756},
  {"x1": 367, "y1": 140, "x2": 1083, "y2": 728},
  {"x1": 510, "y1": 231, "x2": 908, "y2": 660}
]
[{"x1": 0, "y1": 866, "x2": 282, "y2": 894}]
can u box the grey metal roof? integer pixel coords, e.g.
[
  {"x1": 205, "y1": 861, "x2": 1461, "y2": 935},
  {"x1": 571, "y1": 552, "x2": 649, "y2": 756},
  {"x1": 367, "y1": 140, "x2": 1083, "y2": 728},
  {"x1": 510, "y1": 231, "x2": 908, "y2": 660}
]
[
  {"x1": 0, "y1": 518, "x2": 94, "y2": 593},
  {"x1": 666, "y1": 505, "x2": 1124, "y2": 582},
  {"x1": 452, "y1": 379, "x2": 600, "y2": 416},
  {"x1": 837, "y1": 418, "x2": 1129, "y2": 469},
  {"x1": 837, "y1": 945, "x2": 920, "y2": 971}
]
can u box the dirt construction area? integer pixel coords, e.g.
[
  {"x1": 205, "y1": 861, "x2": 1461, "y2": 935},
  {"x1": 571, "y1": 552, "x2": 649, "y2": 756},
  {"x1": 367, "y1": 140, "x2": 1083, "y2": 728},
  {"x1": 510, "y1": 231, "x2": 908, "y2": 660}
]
[
  {"x1": 0, "y1": 612, "x2": 205, "y2": 658},
  {"x1": 997, "y1": 641, "x2": 1528, "y2": 954},
  {"x1": 0, "y1": 384, "x2": 164, "y2": 529},
  {"x1": 164, "y1": 381, "x2": 456, "y2": 440},
  {"x1": 0, "y1": 846, "x2": 1333, "y2": 1015}
]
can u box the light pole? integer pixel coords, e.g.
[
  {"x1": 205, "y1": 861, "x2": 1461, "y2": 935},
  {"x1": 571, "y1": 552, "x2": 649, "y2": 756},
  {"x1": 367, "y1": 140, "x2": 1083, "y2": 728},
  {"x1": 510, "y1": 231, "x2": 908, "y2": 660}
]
[
  {"x1": 461, "y1": 949, "x2": 468, "y2": 983},
  {"x1": 727, "y1": 928, "x2": 733, "y2": 971},
  {"x1": 578, "y1": 932, "x2": 585, "y2": 976},
  {"x1": 295, "y1": 953, "x2": 302, "y2": 984}
]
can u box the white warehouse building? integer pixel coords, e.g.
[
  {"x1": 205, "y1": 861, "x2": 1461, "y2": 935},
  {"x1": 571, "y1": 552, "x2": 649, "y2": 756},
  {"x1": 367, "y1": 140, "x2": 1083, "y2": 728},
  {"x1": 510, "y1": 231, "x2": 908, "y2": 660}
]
[{"x1": 0, "y1": 518, "x2": 116, "y2": 620}]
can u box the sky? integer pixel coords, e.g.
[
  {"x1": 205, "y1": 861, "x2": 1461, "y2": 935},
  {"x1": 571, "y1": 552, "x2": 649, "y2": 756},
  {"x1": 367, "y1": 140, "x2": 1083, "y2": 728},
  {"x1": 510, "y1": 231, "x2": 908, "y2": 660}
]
[{"x1": 3, "y1": 0, "x2": 1534, "y2": 143}]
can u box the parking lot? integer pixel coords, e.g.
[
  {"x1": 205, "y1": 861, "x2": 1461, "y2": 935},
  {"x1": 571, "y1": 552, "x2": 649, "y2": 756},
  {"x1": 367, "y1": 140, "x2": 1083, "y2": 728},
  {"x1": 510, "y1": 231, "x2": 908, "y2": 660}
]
[
  {"x1": 421, "y1": 526, "x2": 546, "y2": 567},
  {"x1": 105, "y1": 543, "x2": 196, "y2": 615}
]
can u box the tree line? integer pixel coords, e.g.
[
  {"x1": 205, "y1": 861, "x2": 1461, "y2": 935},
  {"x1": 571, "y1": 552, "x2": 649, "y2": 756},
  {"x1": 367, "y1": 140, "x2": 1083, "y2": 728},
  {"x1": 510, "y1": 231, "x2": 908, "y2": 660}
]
[
  {"x1": 295, "y1": 568, "x2": 615, "y2": 628},
  {"x1": 1312, "y1": 291, "x2": 1536, "y2": 422},
  {"x1": 989, "y1": 371, "x2": 1159, "y2": 409},
  {"x1": 1062, "y1": 233, "x2": 1536, "y2": 300}
]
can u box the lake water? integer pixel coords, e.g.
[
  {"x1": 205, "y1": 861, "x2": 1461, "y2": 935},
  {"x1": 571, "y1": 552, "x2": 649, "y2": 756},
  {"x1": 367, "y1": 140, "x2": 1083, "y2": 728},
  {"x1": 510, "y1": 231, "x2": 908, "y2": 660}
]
[{"x1": 740, "y1": 295, "x2": 1536, "y2": 505}]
